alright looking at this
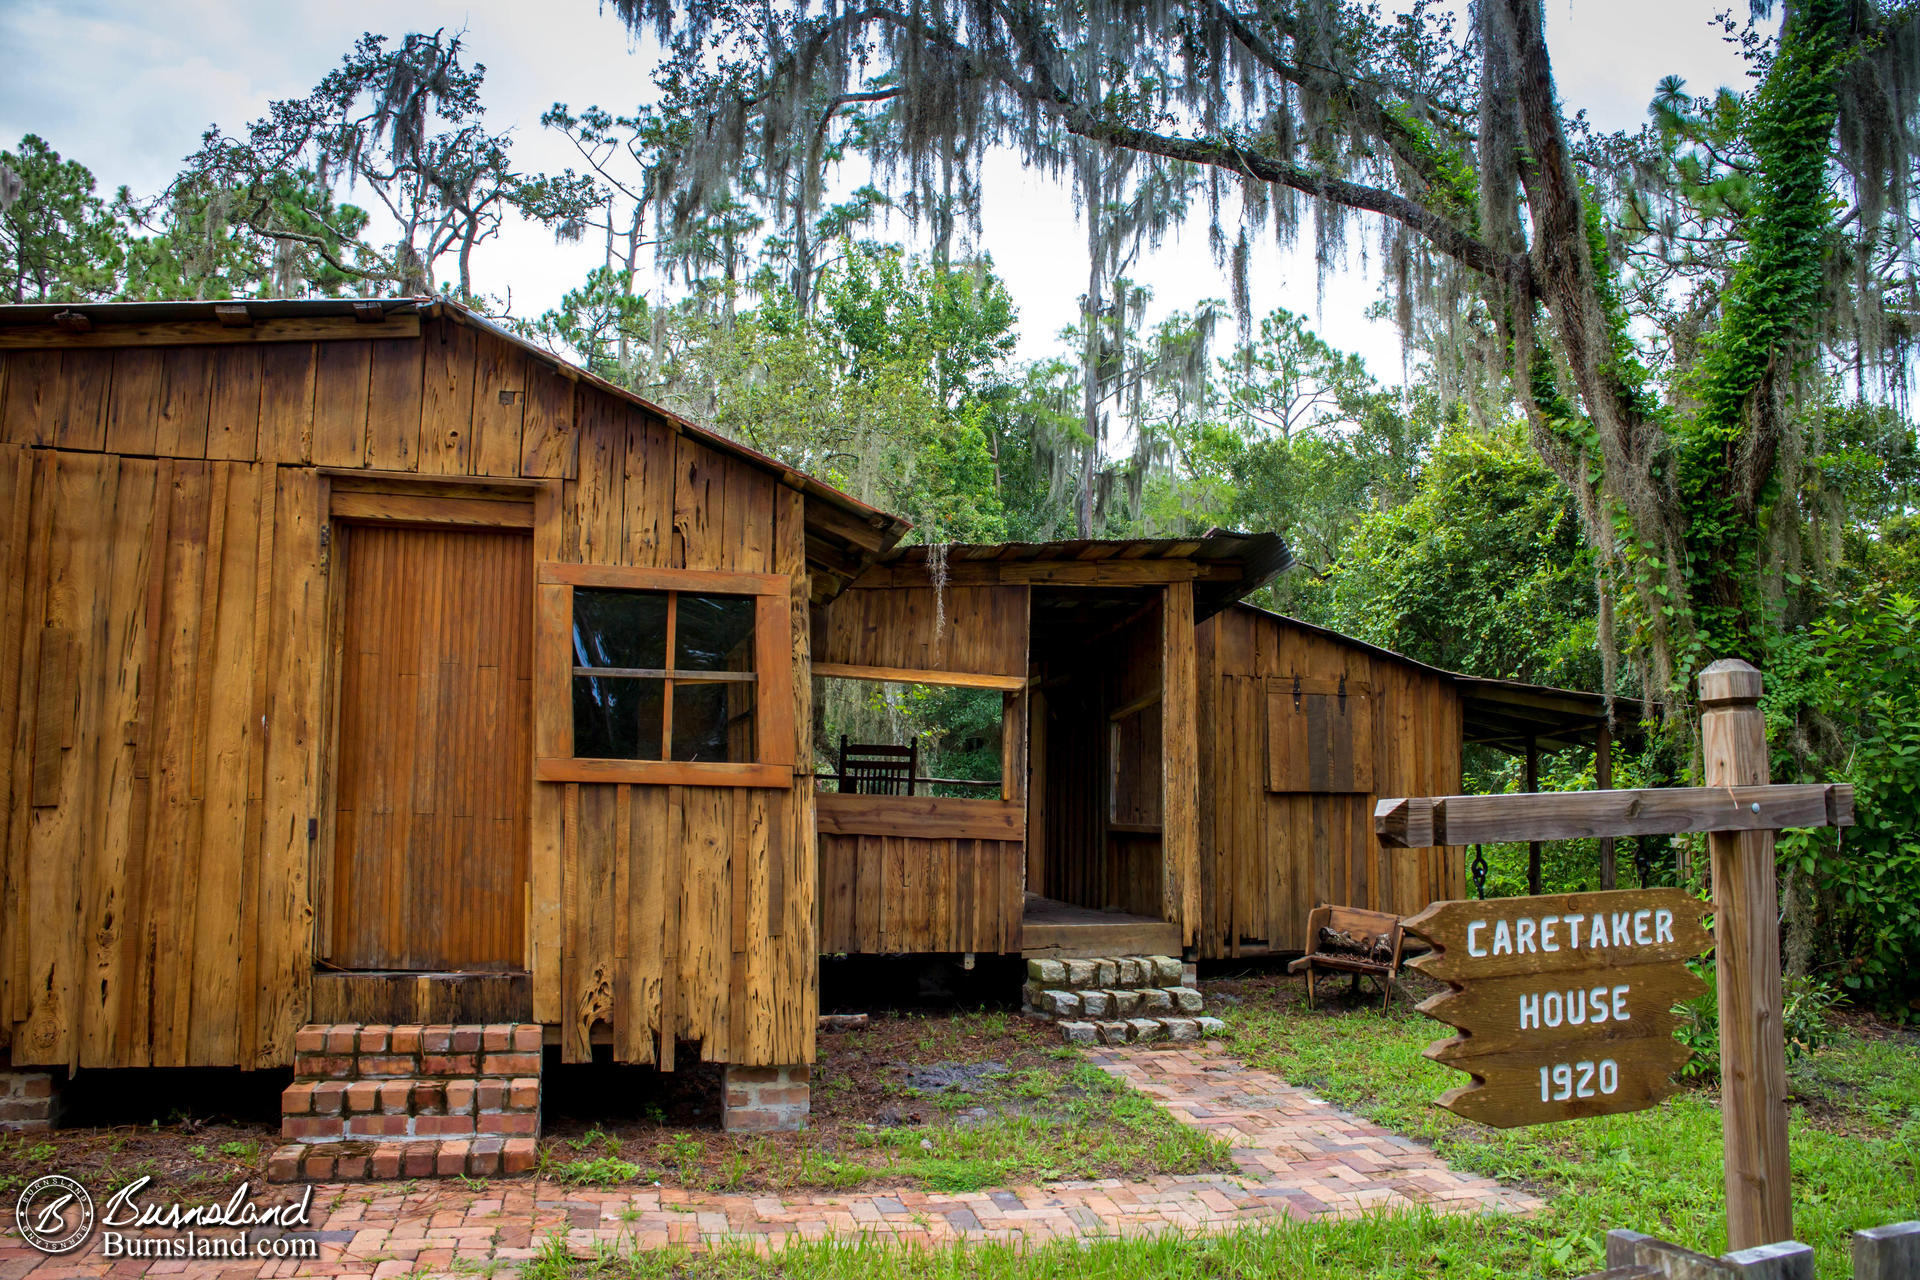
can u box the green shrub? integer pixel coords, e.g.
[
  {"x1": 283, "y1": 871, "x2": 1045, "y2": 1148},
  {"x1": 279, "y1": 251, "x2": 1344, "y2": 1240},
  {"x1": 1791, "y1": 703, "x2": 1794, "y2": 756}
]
[{"x1": 1675, "y1": 962, "x2": 1837, "y2": 1079}]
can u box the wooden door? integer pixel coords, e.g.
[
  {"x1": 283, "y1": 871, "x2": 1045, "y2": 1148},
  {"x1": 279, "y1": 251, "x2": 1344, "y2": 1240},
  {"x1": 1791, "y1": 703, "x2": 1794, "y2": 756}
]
[{"x1": 329, "y1": 523, "x2": 533, "y2": 970}]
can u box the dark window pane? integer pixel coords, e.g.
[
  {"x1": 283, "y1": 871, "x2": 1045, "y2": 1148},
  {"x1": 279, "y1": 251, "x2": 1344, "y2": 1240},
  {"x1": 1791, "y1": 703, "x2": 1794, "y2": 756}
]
[
  {"x1": 675, "y1": 594, "x2": 755, "y2": 672},
  {"x1": 672, "y1": 681, "x2": 756, "y2": 762},
  {"x1": 573, "y1": 675, "x2": 664, "y2": 759},
  {"x1": 573, "y1": 589, "x2": 668, "y2": 672}
]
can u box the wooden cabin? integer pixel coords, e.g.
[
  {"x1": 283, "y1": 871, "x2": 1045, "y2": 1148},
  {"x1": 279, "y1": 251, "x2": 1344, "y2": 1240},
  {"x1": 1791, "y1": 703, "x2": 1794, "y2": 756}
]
[
  {"x1": 812, "y1": 552, "x2": 1630, "y2": 966},
  {"x1": 0, "y1": 298, "x2": 908, "y2": 1108},
  {"x1": 0, "y1": 297, "x2": 1626, "y2": 1130}
]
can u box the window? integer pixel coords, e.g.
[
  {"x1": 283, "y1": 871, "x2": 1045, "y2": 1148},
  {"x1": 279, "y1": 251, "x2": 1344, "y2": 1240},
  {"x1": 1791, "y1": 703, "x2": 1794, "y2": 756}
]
[
  {"x1": 1266, "y1": 676, "x2": 1375, "y2": 793},
  {"x1": 537, "y1": 564, "x2": 793, "y2": 786}
]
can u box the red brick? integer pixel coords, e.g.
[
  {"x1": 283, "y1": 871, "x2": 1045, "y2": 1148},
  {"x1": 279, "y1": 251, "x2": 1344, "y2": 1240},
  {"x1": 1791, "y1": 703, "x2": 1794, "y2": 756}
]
[
  {"x1": 482, "y1": 1052, "x2": 540, "y2": 1076},
  {"x1": 475, "y1": 1080, "x2": 507, "y2": 1111},
  {"x1": 345, "y1": 1081, "x2": 382, "y2": 1113},
  {"x1": 357, "y1": 1027, "x2": 389, "y2": 1053},
  {"x1": 483, "y1": 1024, "x2": 514, "y2": 1051},
  {"x1": 508, "y1": 1078, "x2": 539, "y2": 1109},
  {"x1": 266, "y1": 1145, "x2": 304, "y2": 1183},
  {"x1": 512, "y1": 1025, "x2": 543, "y2": 1052},
  {"x1": 414, "y1": 1114, "x2": 475, "y2": 1137},
  {"x1": 478, "y1": 1112, "x2": 536, "y2": 1136},
  {"x1": 371, "y1": 1144, "x2": 403, "y2": 1179},
  {"x1": 312, "y1": 1082, "x2": 349, "y2": 1116},
  {"x1": 389, "y1": 1026, "x2": 422, "y2": 1055},
  {"x1": 724, "y1": 1087, "x2": 753, "y2": 1109},
  {"x1": 346, "y1": 1115, "x2": 408, "y2": 1138},
  {"x1": 451, "y1": 1025, "x2": 483, "y2": 1053},
  {"x1": 502, "y1": 1137, "x2": 538, "y2": 1175},
  {"x1": 421, "y1": 1025, "x2": 454, "y2": 1053},
  {"x1": 756, "y1": 1086, "x2": 810, "y2": 1107},
  {"x1": 294, "y1": 1026, "x2": 328, "y2": 1054},
  {"x1": 421, "y1": 1054, "x2": 478, "y2": 1076},
  {"x1": 17, "y1": 1076, "x2": 53, "y2": 1100},
  {"x1": 413, "y1": 1081, "x2": 446, "y2": 1113},
  {"x1": 378, "y1": 1081, "x2": 412, "y2": 1114},
  {"x1": 444, "y1": 1081, "x2": 476, "y2": 1113},
  {"x1": 281, "y1": 1083, "x2": 315, "y2": 1116},
  {"x1": 334, "y1": 1154, "x2": 368, "y2": 1180},
  {"x1": 467, "y1": 1137, "x2": 502, "y2": 1176},
  {"x1": 296, "y1": 1053, "x2": 351, "y2": 1078},
  {"x1": 402, "y1": 1145, "x2": 437, "y2": 1178},
  {"x1": 436, "y1": 1140, "x2": 470, "y2": 1176},
  {"x1": 325, "y1": 1025, "x2": 357, "y2": 1054},
  {"x1": 359, "y1": 1055, "x2": 414, "y2": 1077},
  {"x1": 302, "y1": 1151, "x2": 335, "y2": 1180},
  {"x1": 726, "y1": 1066, "x2": 782, "y2": 1084},
  {"x1": 281, "y1": 1115, "x2": 342, "y2": 1141}
]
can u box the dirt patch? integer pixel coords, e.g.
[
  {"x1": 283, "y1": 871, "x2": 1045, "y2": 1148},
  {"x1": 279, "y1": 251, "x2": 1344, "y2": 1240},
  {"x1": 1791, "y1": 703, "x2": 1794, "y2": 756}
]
[
  {"x1": 533, "y1": 1009, "x2": 1206, "y2": 1192},
  {"x1": 0, "y1": 1122, "x2": 278, "y2": 1206}
]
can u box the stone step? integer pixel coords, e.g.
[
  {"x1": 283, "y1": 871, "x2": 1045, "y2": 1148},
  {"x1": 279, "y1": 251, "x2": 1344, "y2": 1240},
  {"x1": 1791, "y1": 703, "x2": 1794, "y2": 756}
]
[
  {"x1": 1026, "y1": 956, "x2": 1184, "y2": 991},
  {"x1": 1056, "y1": 1016, "x2": 1226, "y2": 1046},
  {"x1": 266, "y1": 1137, "x2": 538, "y2": 1183},
  {"x1": 1023, "y1": 985, "x2": 1207, "y2": 1020}
]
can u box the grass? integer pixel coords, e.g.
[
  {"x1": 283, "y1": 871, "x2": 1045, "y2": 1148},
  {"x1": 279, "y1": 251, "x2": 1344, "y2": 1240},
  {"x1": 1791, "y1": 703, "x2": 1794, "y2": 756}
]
[{"x1": 526, "y1": 979, "x2": 1917, "y2": 1280}]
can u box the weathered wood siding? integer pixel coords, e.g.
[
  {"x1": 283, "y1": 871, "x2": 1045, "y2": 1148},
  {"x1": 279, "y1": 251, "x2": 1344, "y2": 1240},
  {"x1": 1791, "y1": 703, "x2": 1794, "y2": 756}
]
[
  {"x1": 0, "y1": 316, "x2": 816, "y2": 1070},
  {"x1": 1197, "y1": 606, "x2": 1464, "y2": 957},
  {"x1": 810, "y1": 583, "x2": 1029, "y2": 954}
]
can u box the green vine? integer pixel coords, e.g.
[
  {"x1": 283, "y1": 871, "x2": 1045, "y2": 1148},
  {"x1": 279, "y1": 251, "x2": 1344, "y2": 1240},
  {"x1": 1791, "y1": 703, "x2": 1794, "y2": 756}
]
[{"x1": 1674, "y1": 0, "x2": 1848, "y2": 663}]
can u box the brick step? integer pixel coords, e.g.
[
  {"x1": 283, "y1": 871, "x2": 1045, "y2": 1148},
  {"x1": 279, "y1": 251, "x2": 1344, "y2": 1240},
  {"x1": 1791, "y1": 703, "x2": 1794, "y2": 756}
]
[
  {"x1": 1057, "y1": 1015, "x2": 1226, "y2": 1046},
  {"x1": 280, "y1": 1075, "x2": 539, "y2": 1143},
  {"x1": 1025, "y1": 956, "x2": 1186, "y2": 991},
  {"x1": 292, "y1": 1023, "x2": 542, "y2": 1082},
  {"x1": 1023, "y1": 984, "x2": 1207, "y2": 1020},
  {"x1": 266, "y1": 1137, "x2": 537, "y2": 1183}
]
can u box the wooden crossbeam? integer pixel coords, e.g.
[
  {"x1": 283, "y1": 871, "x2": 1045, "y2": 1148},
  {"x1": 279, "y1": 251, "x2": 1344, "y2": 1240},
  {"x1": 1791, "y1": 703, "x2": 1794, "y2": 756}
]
[{"x1": 1375, "y1": 783, "x2": 1854, "y2": 848}]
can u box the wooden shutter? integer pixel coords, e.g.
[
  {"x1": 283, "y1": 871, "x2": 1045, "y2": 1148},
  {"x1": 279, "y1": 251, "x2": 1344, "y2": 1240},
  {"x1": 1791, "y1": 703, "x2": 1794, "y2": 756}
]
[{"x1": 1267, "y1": 676, "x2": 1375, "y2": 793}]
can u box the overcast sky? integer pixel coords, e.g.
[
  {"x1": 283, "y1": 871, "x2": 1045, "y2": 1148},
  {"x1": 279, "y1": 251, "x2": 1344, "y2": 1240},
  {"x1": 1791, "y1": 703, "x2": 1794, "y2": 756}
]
[{"x1": 0, "y1": 1, "x2": 1755, "y2": 377}]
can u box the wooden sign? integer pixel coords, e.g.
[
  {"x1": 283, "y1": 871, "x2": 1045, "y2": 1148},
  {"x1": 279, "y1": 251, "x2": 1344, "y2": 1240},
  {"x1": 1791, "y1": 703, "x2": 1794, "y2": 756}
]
[{"x1": 1404, "y1": 888, "x2": 1711, "y2": 1128}]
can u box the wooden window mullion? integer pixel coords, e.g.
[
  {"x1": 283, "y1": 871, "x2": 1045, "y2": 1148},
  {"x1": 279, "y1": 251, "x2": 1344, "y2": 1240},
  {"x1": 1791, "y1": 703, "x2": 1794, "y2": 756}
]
[{"x1": 661, "y1": 591, "x2": 677, "y2": 759}]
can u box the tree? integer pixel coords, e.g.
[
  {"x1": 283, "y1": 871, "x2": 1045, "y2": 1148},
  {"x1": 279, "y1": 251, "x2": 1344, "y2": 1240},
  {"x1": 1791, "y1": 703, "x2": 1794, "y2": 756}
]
[
  {"x1": 171, "y1": 31, "x2": 596, "y2": 300},
  {"x1": 608, "y1": 0, "x2": 1919, "y2": 703},
  {"x1": 0, "y1": 135, "x2": 125, "y2": 303}
]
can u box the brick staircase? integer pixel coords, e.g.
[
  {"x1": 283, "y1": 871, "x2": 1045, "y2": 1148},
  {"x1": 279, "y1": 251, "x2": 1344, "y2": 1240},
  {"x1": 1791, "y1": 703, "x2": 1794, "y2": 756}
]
[
  {"x1": 268, "y1": 1023, "x2": 544, "y2": 1182},
  {"x1": 1021, "y1": 955, "x2": 1225, "y2": 1045}
]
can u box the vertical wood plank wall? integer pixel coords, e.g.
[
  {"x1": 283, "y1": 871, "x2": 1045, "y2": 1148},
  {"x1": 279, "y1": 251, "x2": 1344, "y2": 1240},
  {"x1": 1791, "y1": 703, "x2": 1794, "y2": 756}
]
[
  {"x1": 810, "y1": 584, "x2": 1029, "y2": 954},
  {"x1": 1196, "y1": 606, "x2": 1465, "y2": 956},
  {"x1": 0, "y1": 318, "x2": 816, "y2": 1070}
]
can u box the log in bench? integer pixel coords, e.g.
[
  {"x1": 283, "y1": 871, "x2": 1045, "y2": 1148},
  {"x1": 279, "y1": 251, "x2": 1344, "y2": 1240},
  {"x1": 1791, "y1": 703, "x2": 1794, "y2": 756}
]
[{"x1": 1285, "y1": 904, "x2": 1406, "y2": 1011}]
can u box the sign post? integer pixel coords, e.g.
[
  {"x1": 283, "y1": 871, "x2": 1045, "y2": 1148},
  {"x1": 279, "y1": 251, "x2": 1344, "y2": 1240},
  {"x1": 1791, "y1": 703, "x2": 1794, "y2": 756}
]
[{"x1": 1375, "y1": 660, "x2": 1853, "y2": 1251}]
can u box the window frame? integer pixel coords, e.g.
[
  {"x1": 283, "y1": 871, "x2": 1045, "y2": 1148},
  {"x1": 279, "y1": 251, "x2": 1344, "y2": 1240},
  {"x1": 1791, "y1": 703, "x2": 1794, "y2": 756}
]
[{"x1": 535, "y1": 562, "x2": 794, "y2": 787}]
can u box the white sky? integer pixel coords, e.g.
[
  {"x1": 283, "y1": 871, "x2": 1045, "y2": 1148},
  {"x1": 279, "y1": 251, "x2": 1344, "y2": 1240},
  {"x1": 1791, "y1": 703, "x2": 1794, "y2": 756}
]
[{"x1": 0, "y1": 1, "x2": 1754, "y2": 378}]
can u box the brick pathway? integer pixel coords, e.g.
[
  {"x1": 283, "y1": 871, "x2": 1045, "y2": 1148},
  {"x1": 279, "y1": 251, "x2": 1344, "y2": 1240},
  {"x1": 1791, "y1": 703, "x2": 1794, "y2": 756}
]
[{"x1": 0, "y1": 1043, "x2": 1537, "y2": 1277}]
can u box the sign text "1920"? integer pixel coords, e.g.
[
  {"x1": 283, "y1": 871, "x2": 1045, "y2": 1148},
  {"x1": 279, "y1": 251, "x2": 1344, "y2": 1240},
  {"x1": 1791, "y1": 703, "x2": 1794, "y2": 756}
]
[{"x1": 1539, "y1": 1058, "x2": 1620, "y2": 1102}]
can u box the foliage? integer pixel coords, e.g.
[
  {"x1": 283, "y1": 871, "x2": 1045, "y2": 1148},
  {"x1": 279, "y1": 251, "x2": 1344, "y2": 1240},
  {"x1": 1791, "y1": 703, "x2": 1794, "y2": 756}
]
[
  {"x1": 1765, "y1": 587, "x2": 1920, "y2": 1014},
  {"x1": 0, "y1": 135, "x2": 124, "y2": 303},
  {"x1": 1302, "y1": 425, "x2": 1603, "y2": 689},
  {"x1": 1674, "y1": 963, "x2": 1839, "y2": 1079},
  {"x1": 168, "y1": 31, "x2": 596, "y2": 300}
]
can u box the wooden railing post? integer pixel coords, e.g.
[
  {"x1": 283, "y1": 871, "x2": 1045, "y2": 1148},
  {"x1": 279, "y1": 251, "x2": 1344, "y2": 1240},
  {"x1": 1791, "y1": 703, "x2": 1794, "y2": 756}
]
[{"x1": 1698, "y1": 658, "x2": 1792, "y2": 1249}]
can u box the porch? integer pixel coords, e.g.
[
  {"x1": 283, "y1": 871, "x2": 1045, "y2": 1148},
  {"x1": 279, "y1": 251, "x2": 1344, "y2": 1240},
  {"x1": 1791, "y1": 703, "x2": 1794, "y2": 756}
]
[{"x1": 1020, "y1": 893, "x2": 1181, "y2": 961}]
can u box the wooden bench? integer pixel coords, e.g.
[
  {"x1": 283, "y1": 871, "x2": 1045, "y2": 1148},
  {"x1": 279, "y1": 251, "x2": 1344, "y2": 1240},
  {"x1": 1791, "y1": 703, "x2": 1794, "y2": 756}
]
[{"x1": 1285, "y1": 904, "x2": 1405, "y2": 1011}]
